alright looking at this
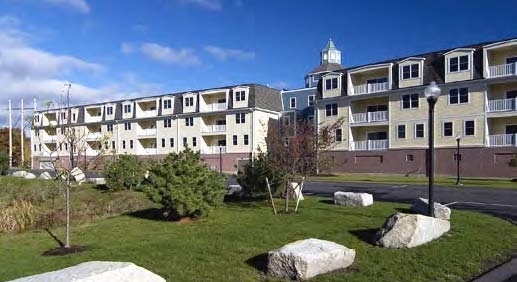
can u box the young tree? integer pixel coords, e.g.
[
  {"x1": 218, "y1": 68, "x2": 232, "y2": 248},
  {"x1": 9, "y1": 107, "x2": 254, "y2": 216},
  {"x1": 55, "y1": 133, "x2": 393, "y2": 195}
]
[
  {"x1": 143, "y1": 147, "x2": 226, "y2": 219},
  {"x1": 104, "y1": 154, "x2": 146, "y2": 191},
  {"x1": 235, "y1": 149, "x2": 284, "y2": 198},
  {"x1": 265, "y1": 116, "x2": 345, "y2": 212}
]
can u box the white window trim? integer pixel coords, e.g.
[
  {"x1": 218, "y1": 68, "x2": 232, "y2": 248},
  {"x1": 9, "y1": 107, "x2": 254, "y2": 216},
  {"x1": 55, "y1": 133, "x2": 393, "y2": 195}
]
[
  {"x1": 448, "y1": 87, "x2": 470, "y2": 105},
  {"x1": 289, "y1": 97, "x2": 296, "y2": 109},
  {"x1": 400, "y1": 63, "x2": 420, "y2": 80},
  {"x1": 448, "y1": 55, "x2": 470, "y2": 73},
  {"x1": 396, "y1": 124, "x2": 406, "y2": 139},
  {"x1": 401, "y1": 93, "x2": 420, "y2": 110},
  {"x1": 308, "y1": 95, "x2": 315, "y2": 106},
  {"x1": 324, "y1": 77, "x2": 339, "y2": 91},
  {"x1": 325, "y1": 103, "x2": 338, "y2": 117},
  {"x1": 414, "y1": 123, "x2": 425, "y2": 139},
  {"x1": 334, "y1": 128, "x2": 343, "y2": 142},
  {"x1": 232, "y1": 87, "x2": 249, "y2": 102},
  {"x1": 464, "y1": 120, "x2": 476, "y2": 136},
  {"x1": 442, "y1": 121, "x2": 454, "y2": 137}
]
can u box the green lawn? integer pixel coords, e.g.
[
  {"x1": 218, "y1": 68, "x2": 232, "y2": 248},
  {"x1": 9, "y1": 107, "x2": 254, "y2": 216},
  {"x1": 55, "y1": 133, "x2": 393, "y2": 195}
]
[
  {"x1": 310, "y1": 173, "x2": 517, "y2": 189},
  {"x1": 1, "y1": 197, "x2": 516, "y2": 282}
]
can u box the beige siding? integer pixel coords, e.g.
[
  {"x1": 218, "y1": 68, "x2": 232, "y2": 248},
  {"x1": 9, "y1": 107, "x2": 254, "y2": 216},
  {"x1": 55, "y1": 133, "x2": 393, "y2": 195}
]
[
  {"x1": 488, "y1": 82, "x2": 517, "y2": 100},
  {"x1": 322, "y1": 74, "x2": 342, "y2": 99},
  {"x1": 350, "y1": 97, "x2": 388, "y2": 113},
  {"x1": 252, "y1": 111, "x2": 278, "y2": 152},
  {"x1": 350, "y1": 125, "x2": 389, "y2": 141},
  {"x1": 226, "y1": 111, "x2": 251, "y2": 153},
  {"x1": 232, "y1": 87, "x2": 249, "y2": 109},
  {"x1": 398, "y1": 60, "x2": 423, "y2": 88},
  {"x1": 182, "y1": 93, "x2": 197, "y2": 114},
  {"x1": 156, "y1": 118, "x2": 177, "y2": 155},
  {"x1": 488, "y1": 117, "x2": 517, "y2": 134},
  {"x1": 318, "y1": 99, "x2": 348, "y2": 150},
  {"x1": 488, "y1": 48, "x2": 517, "y2": 66},
  {"x1": 390, "y1": 121, "x2": 427, "y2": 148},
  {"x1": 444, "y1": 51, "x2": 474, "y2": 83}
]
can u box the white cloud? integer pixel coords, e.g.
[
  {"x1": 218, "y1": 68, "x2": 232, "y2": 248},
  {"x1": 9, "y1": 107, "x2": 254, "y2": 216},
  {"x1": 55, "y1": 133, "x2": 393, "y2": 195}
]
[
  {"x1": 180, "y1": 0, "x2": 222, "y2": 11},
  {"x1": 204, "y1": 45, "x2": 255, "y2": 61},
  {"x1": 42, "y1": 0, "x2": 91, "y2": 13},
  {"x1": 120, "y1": 42, "x2": 134, "y2": 54},
  {"x1": 140, "y1": 42, "x2": 201, "y2": 66}
]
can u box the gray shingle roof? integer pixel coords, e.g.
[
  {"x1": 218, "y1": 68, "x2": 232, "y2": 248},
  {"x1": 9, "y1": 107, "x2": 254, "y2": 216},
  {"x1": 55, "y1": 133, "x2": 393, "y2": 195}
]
[{"x1": 308, "y1": 63, "x2": 343, "y2": 75}]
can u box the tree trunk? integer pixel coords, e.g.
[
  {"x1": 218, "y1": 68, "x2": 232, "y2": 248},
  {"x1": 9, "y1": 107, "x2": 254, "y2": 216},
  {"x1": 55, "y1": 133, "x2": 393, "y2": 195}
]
[
  {"x1": 65, "y1": 177, "x2": 70, "y2": 248},
  {"x1": 284, "y1": 180, "x2": 289, "y2": 212}
]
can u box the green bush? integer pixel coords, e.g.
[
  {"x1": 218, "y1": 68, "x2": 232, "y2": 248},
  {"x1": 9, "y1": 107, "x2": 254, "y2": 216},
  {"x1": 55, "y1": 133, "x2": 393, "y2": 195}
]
[
  {"x1": 103, "y1": 154, "x2": 146, "y2": 191},
  {"x1": 143, "y1": 147, "x2": 226, "y2": 219},
  {"x1": 0, "y1": 151, "x2": 8, "y2": 175},
  {"x1": 235, "y1": 151, "x2": 285, "y2": 198}
]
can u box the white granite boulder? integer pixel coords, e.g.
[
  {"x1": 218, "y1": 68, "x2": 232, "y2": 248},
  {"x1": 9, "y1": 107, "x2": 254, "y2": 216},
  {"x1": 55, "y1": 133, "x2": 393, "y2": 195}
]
[
  {"x1": 290, "y1": 182, "x2": 304, "y2": 200},
  {"x1": 334, "y1": 191, "x2": 373, "y2": 207},
  {"x1": 376, "y1": 213, "x2": 450, "y2": 248},
  {"x1": 8, "y1": 261, "x2": 165, "y2": 282},
  {"x1": 267, "y1": 238, "x2": 356, "y2": 280},
  {"x1": 88, "y1": 178, "x2": 106, "y2": 185},
  {"x1": 411, "y1": 198, "x2": 451, "y2": 220},
  {"x1": 227, "y1": 184, "x2": 243, "y2": 196},
  {"x1": 12, "y1": 170, "x2": 27, "y2": 177},
  {"x1": 71, "y1": 167, "x2": 86, "y2": 184},
  {"x1": 24, "y1": 173, "x2": 36, "y2": 179},
  {"x1": 39, "y1": 172, "x2": 53, "y2": 180}
]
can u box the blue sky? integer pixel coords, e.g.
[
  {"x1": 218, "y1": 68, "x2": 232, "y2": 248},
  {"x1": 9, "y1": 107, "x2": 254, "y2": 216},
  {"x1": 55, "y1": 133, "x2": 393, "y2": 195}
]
[{"x1": 0, "y1": 0, "x2": 517, "y2": 126}]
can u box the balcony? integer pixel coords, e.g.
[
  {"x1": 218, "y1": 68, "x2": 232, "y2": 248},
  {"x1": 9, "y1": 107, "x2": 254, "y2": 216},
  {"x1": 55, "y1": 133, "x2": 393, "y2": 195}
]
[
  {"x1": 85, "y1": 115, "x2": 102, "y2": 123},
  {"x1": 352, "y1": 82, "x2": 389, "y2": 95},
  {"x1": 138, "y1": 110, "x2": 158, "y2": 118},
  {"x1": 488, "y1": 134, "x2": 517, "y2": 147},
  {"x1": 201, "y1": 124, "x2": 226, "y2": 133},
  {"x1": 86, "y1": 132, "x2": 102, "y2": 141},
  {"x1": 203, "y1": 146, "x2": 227, "y2": 154},
  {"x1": 85, "y1": 149, "x2": 100, "y2": 156},
  {"x1": 350, "y1": 140, "x2": 389, "y2": 151},
  {"x1": 489, "y1": 63, "x2": 517, "y2": 78},
  {"x1": 487, "y1": 98, "x2": 517, "y2": 112},
  {"x1": 205, "y1": 102, "x2": 227, "y2": 112},
  {"x1": 41, "y1": 135, "x2": 57, "y2": 143},
  {"x1": 137, "y1": 128, "x2": 157, "y2": 137},
  {"x1": 350, "y1": 111, "x2": 388, "y2": 124},
  {"x1": 138, "y1": 148, "x2": 157, "y2": 155}
]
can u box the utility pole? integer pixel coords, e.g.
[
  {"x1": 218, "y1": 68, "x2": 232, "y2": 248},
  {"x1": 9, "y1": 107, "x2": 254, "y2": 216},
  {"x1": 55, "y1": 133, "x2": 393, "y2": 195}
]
[
  {"x1": 20, "y1": 99, "x2": 24, "y2": 166},
  {"x1": 64, "y1": 82, "x2": 72, "y2": 249},
  {"x1": 8, "y1": 100, "x2": 12, "y2": 168},
  {"x1": 32, "y1": 98, "x2": 37, "y2": 169}
]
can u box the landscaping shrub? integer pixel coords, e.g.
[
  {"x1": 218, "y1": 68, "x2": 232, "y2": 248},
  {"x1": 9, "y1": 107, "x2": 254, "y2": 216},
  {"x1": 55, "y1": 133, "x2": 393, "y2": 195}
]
[
  {"x1": 0, "y1": 151, "x2": 8, "y2": 175},
  {"x1": 103, "y1": 154, "x2": 146, "y2": 191},
  {"x1": 235, "y1": 151, "x2": 285, "y2": 198},
  {"x1": 0, "y1": 199, "x2": 35, "y2": 232},
  {"x1": 143, "y1": 147, "x2": 226, "y2": 219}
]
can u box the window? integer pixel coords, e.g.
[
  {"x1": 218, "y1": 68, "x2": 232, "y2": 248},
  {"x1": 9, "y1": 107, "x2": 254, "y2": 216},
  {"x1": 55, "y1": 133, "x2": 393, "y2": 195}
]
[
  {"x1": 112, "y1": 141, "x2": 115, "y2": 149},
  {"x1": 415, "y1": 123, "x2": 424, "y2": 138},
  {"x1": 170, "y1": 138, "x2": 174, "y2": 147},
  {"x1": 465, "y1": 120, "x2": 475, "y2": 136},
  {"x1": 443, "y1": 122, "x2": 453, "y2": 136},
  {"x1": 192, "y1": 137, "x2": 197, "y2": 147},
  {"x1": 161, "y1": 138, "x2": 166, "y2": 148},
  {"x1": 123, "y1": 104, "x2": 131, "y2": 113},
  {"x1": 244, "y1": 134, "x2": 249, "y2": 145},
  {"x1": 130, "y1": 140, "x2": 134, "y2": 149},
  {"x1": 335, "y1": 129, "x2": 342, "y2": 142},
  {"x1": 185, "y1": 97, "x2": 194, "y2": 107},
  {"x1": 402, "y1": 63, "x2": 419, "y2": 79},
  {"x1": 185, "y1": 117, "x2": 194, "y2": 126},
  {"x1": 325, "y1": 103, "x2": 338, "y2": 116},
  {"x1": 34, "y1": 115, "x2": 40, "y2": 123},
  {"x1": 124, "y1": 122, "x2": 131, "y2": 130},
  {"x1": 308, "y1": 95, "x2": 315, "y2": 106},
  {"x1": 107, "y1": 124, "x2": 113, "y2": 132},
  {"x1": 325, "y1": 77, "x2": 338, "y2": 90},
  {"x1": 33, "y1": 144, "x2": 37, "y2": 151},
  {"x1": 164, "y1": 119, "x2": 172, "y2": 128},
  {"x1": 163, "y1": 99, "x2": 172, "y2": 109},
  {"x1": 449, "y1": 88, "x2": 469, "y2": 104},
  {"x1": 122, "y1": 140, "x2": 126, "y2": 149},
  {"x1": 59, "y1": 144, "x2": 62, "y2": 151},
  {"x1": 449, "y1": 55, "x2": 469, "y2": 72},
  {"x1": 397, "y1": 125, "x2": 406, "y2": 139},
  {"x1": 233, "y1": 135, "x2": 238, "y2": 145},
  {"x1": 39, "y1": 144, "x2": 41, "y2": 151},
  {"x1": 406, "y1": 154, "x2": 414, "y2": 162},
  {"x1": 65, "y1": 143, "x2": 68, "y2": 150},
  {"x1": 312, "y1": 74, "x2": 320, "y2": 82},
  {"x1": 402, "y1": 94, "x2": 419, "y2": 109},
  {"x1": 106, "y1": 106, "x2": 113, "y2": 115},
  {"x1": 72, "y1": 113, "x2": 76, "y2": 121},
  {"x1": 61, "y1": 112, "x2": 66, "y2": 120},
  {"x1": 236, "y1": 113, "x2": 245, "y2": 124},
  {"x1": 235, "y1": 91, "x2": 246, "y2": 101},
  {"x1": 290, "y1": 97, "x2": 296, "y2": 108},
  {"x1": 183, "y1": 137, "x2": 187, "y2": 147}
]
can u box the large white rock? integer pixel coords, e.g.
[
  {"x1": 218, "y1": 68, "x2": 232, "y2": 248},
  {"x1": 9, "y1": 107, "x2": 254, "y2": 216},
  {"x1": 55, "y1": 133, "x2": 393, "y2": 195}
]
[
  {"x1": 411, "y1": 198, "x2": 451, "y2": 220},
  {"x1": 376, "y1": 213, "x2": 450, "y2": 248},
  {"x1": 39, "y1": 172, "x2": 53, "y2": 180},
  {"x1": 12, "y1": 170, "x2": 27, "y2": 177},
  {"x1": 88, "y1": 178, "x2": 106, "y2": 185},
  {"x1": 24, "y1": 173, "x2": 36, "y2": 179},
  {"x1": 290, "y1": 182, "x2": 304, "y2": 200},
  {"x1": 227, "y1": 184, "x2": 243, "y2": 196},
  {"x1": 71, "y1": 167, "x2": 86, "y2": 184},
  {"x1": 8, "y1": 261, "x2": 165, "y2": 282},
  {"x1": 267, "y1": 238, "x2": 355, "y2": 280},
  {"x1": 334, "y1": 191, "x2": 373, "y2": 207}
]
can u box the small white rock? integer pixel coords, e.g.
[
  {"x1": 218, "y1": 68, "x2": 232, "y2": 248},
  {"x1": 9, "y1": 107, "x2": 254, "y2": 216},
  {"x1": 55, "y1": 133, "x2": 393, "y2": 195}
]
[
  {"x1": 411, "y1": 198, "x2": 451, "y2": 220},
  {"x1": 334, "y1": 191, "x2": 373, "y2": 207}
]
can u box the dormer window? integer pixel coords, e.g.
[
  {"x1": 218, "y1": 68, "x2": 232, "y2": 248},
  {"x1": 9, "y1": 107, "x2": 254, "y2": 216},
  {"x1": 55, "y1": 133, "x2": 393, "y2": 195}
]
[
  {"x1": 106, "y1": 106, "x2": 113, "y2": 115},
  {"x1": 185, "y1": 97, "x2": 194, "y2": 107},
  {"x1": 402, "y1": 64, "x2": 419, "y2": 79},
  {"x1": 235, "y1": 91, "x2": 246, "y2": 101},
  {"x1": 325, "y1": 78, "x2": 338, "y2": 90},
  {"x1": 163, "y1": 99, "x2": 172, "y2": 109},
  {"x1": 449, "y1": 55, "x2": 469, "y2": 72},
  {"x1": 34, "y1": 115, "x2": 40, "y2": 123},
  {"x1": 123, "y1": 104, "x2": 131, "y2": 113}
]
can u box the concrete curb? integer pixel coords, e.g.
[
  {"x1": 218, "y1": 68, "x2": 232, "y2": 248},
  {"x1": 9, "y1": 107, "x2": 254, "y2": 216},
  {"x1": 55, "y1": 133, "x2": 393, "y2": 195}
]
[{"x1": 471, "y1": 257, "x2": 517, "y2": 282}]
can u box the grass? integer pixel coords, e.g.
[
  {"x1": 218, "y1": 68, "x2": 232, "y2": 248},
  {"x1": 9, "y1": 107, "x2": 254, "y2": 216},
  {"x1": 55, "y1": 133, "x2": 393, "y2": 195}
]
[
  {"x1": 310, "y1": 173, "x2": 517, "y2": 189},
  {"x1": 0, "y1": 197, "x2": 516, "y2": 282}
]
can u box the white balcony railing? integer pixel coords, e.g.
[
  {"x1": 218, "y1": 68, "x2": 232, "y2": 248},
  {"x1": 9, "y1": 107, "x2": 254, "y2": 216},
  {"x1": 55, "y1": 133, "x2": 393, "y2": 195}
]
[
  {"x1": 85, "y1": 115, "x2": 102, "y2": 122},
  {"x1": 139, "y1": 148, "x2": 157, "y2": 155},
  {"x1": 488, "y1": 134, "x2": 517, "y2": 147},
  {"x1": 352, "y1": 82, "x2": 389, "y2": 95},
  {"x1": 207, "y1": 102, "x2": 227, "y2": 111},
  {"x1": 86, "y1": 132, "x2": 102, "y2": 141},
  {"x1": 350, "y1": 111, "x2": 388, "y2": 124},
  {"x1": 201, "y1": 124, "x2": 226, "y2": 133},
  {"x1": 489, "y1": 63, "x2": 517, "y2": 78},
  {"x1": 350, "y1": 140, "x2": 389, "y2": 151},
  {"x1": 203, "y1": 146, "x2": 227, "y2": 154},
  {"x1": 138, "y1": 110, "x2": 157, "y2": 118},
  {"x1": 41, "y1": 135, "x2": 57, "y2": 143},
  {"x1": 137, "y1": 128, "x2": 157, "y2": 136},
  {"x1": 487, "y1": 98, "x2": 517, "y2": 112},
  {"x1": 85, "y1": 149, "x2": 100, "y2": 156}
]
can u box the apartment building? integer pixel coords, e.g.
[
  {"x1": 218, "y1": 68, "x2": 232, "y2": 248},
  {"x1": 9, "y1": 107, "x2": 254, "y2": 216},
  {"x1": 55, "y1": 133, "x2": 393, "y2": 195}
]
[
  {"x1": 315, "y1": 38, "x2": 517, "y2": 177},
  {"x1": 31, "y1": 84, "x2": 282, "y2": 172}
]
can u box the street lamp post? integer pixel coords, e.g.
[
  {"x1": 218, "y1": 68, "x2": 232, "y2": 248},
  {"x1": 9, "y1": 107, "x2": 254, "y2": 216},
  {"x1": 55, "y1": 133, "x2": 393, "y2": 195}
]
[
  {"x1": 455, "y1": 135, "x2": 462, "y2": 185},
  {"x1": 219, "y1": 146, "x2": 223, "y2": 174},
  {"x1": 424, "y1": 81, "x2": 441, "y2": 218}
]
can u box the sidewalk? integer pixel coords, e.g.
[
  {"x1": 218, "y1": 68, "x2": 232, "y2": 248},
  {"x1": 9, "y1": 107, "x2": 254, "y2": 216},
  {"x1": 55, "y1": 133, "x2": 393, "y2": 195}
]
[{"x1": 471, "y1": 256, "x2": 517, "y2": 282}]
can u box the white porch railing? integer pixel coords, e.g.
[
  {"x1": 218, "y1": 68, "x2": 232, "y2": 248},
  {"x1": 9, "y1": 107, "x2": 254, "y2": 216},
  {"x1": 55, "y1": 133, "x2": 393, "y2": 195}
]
[
  {"x1": 201, "y1": 124, "x2": 226, "y2": 133},
  {"x1": 85, "y1": 149, "x2": 100, "y2": 156},
  {"x1": 85, "y1": 115, "x2": 102, "y2": 123},
  {"x1": 137, "y1": 128, "x2": 157, "y2": 136},
  {"x1": 352, "y1": 82, "x2": 389, "y2": 95},
  {"x1": 41, "y1": 135, "x2": 57, "y2": 143},
  {"x1": 489, "y1": 63, "x2": 517, "y2": 78},
  {"x1": 350, "y1": 140, "x2": 389, "y2": 151},
  {"x1": 139, "y1": 148, "x2": 157, "y2": 155},
  {"x1": 209, "y1": 102, "x2": 227, "y2": 111},
  {"x1": 86, "y1": 132, "x2": 102, "y2": 141},
  {"x1": 138, "y1": 110, "x2": 157, "y2": 118},
  {"x1": 487, "y1": 98, "x2": 517, "y2": 112},
  {"x1": 488, "y1": 134, "x2": 517, "y2": 147},
  {"x1": 350, "y1": 111, "x2": 388, "y2": 124},
  {"x1": 203, "y1": 146, "x2": 227, "y2": 154}
]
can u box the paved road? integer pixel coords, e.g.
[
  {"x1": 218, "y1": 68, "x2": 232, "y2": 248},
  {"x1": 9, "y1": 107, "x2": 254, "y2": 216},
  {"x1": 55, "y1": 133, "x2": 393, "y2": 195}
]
[{"x1": 301, "y1": 181, "x2": 517, "y2": 223}]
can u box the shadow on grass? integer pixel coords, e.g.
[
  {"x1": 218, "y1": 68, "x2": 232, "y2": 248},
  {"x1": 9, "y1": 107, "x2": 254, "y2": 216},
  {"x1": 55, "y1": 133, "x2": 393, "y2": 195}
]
[
  {"x1": 246, "y1": 253, "x2": 268, "y2": 273},
  {"x1": 319, "y1": 199, "x2": 334, "y2": 205},
  {"x1": 349, "y1": 228, "x2": 379, "y2": 245},
  {"x1": 126, "y1": 208, "x2": 170, "y2": 222},
  {"x1": 395, "y1": 207, "x2": 413, "y2": 214},
  {"x1": 45, "y1": 228, "x2": 64, "y2": 247}
]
